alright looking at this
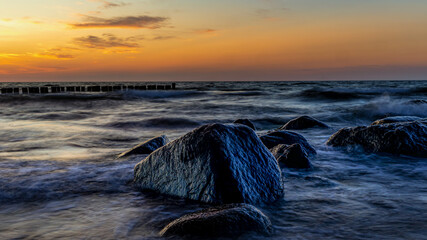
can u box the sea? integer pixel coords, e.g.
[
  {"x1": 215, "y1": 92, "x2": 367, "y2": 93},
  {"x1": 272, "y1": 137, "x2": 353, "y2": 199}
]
[{"x1": 0, "y1": 81, "x2": 426, "y2": 240}]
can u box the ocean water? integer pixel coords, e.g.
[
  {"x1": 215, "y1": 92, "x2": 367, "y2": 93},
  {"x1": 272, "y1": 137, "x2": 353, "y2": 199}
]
[{"x1": 0, "y1": 81, "x2": 426, "y2": 240}]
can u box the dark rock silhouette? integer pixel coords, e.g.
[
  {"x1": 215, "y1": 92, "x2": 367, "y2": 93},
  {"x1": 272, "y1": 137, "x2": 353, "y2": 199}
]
[
  {"x1": 118, "y1": 135, "x2": 169, "y2": 158},
  {"x1": 233, "y1": 118, "x2": 256, "y2": 130},
  {"x1": 270, "y1": 144, "x2": 311, "y2": 169},
  {"x1": 327, "y1": 121, "x2": 427, "y2": 157},
  {"x1": 134, "y1": 124, "x2": 283, "y2": 204},
  {"x1": 371, "y1": 116, "x2": 422, "y2": 125},
  {"x1": 260, "y1": 130, "x2": 316, "y2": 156},
  {"x1": 408, "y1": 99, "x2": 427, "y2": 105},
  {"x1": 159, "y1": 203, "x2": 272, "y2": 237},
  {"x1": 280, "y1": 116, "x2": 329, "y2": 130}
]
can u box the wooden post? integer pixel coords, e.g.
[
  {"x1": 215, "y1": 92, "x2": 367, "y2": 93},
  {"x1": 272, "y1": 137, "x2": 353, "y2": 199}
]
[{"x1": 40, "y1": 87, "x2": 49, "y2": 93}]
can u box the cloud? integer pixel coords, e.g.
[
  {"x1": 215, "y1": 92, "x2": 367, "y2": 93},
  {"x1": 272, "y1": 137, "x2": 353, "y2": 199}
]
[
  {"x1": 70, "y1": 15, "x2": 168, "y2": 29},
  {"x1": 0, "y1": 53, "x2": 20, "y2": 58},
  {"x1": 36, "y1": 48, "x2": 75, "y2": 59},
  {"x1": 1, "y1": 17, "x2": 44, "y2": 25},
  {"x1": 22, "y1": 16, "x2": 43, "y2": 24},
  {"x1": 102, "y1": 1, "x2": 128, "y2": 8},
  {"x1": 0, "y1": 64, "x2": 69, "y2": 75},
  {"x1": 37, "y1": 47, "x2": 78, "y2": 59},
  {"x1": 194, "y1": 29, "x2": 217, "y2": 35},
  {"x1": 73, "y1": 34, "x2": 141, "y2": 49},
  {"x1": 151, "y1": 36, "x2": 175, "y2": 40},
  {"x1": 89, "y1": 0, "x2": 129, "y2": 9},
  {"x1": 0, "y1": 48, "x2": 75, "y2": 60}
]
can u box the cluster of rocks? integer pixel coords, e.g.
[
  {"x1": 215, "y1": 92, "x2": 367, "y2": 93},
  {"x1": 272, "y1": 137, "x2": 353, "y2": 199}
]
[
  {"x1": 117, "y1": 116, "x2": 325, "y2": 238},
  {"x1": 327, "y1": 116, "x2": 427, "y2": 157},
  {"x1": 118, "y1": 114, "x2": 426, "y2": 238}
]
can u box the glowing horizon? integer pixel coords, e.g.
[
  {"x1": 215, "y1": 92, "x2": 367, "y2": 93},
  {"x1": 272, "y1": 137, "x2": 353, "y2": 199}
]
[{"x1": 1, "y1": 0, "x2": 427, "y2": 81}]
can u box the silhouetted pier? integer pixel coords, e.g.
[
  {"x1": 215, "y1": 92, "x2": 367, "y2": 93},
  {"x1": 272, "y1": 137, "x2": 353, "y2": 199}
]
[{"x1": 0, "y1": 83, "x2": 176, "y2": 94}]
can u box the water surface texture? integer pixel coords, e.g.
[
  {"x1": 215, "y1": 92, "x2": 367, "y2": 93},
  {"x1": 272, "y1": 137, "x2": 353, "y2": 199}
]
[{"x1": 1, "y1": 81, "x2": 426, "y2": 239}]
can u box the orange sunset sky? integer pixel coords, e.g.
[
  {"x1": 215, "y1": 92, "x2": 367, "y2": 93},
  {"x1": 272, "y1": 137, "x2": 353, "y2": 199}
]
[{"x1": 1, "y1": 0, "x2": 427, "y2": 81}]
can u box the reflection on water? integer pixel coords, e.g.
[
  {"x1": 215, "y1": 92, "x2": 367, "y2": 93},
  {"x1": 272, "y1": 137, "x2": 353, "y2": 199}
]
[{"x1": 0, "y1": 81, "x2": 426, "y2": 239}]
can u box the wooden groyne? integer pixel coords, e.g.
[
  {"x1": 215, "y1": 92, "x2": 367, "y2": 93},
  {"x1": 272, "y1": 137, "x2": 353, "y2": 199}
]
[{"x1": 0, "y1": 83, "x2": 176, "y2": 94}]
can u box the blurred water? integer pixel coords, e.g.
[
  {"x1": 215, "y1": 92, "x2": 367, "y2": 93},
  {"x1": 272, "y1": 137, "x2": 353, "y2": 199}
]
[{"x1": 0, "y1": 81, "x2": 426, "y2": 239}]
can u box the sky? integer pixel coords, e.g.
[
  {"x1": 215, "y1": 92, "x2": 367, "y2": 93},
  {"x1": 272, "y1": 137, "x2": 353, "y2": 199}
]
[{"x1": 1, "y1": 0, "x2": 427, "y2": 81}]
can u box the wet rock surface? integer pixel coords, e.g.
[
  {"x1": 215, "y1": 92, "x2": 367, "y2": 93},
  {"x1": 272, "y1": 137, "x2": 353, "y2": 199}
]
[
  {"x1": 270, "y1": 144, "x2": 311, "y2": 169},
  {"x1": 260, "y1": 130, "x2": 316, "y2": 156},
  {"x1": 233, "y1": 118, "x2": 256, "y2": 130},
  {"x1": 117, "y1": 135, "x2": 169, "y2": 158},
  {"x1": 371, "y1": 116, "x2": 422, "y2": 125},
  {"x1": 280, "y1": 116, "x2": 329, "y2": 130},
  {"x1": 159, "y1": 203, "x2": 273, "y2": 238},
  {"x1": 134, "y1": 123, "x2": 283, "y2": 204},
  {"x1": 327, "y1": 121, "x2": 427, "y2": 157}
]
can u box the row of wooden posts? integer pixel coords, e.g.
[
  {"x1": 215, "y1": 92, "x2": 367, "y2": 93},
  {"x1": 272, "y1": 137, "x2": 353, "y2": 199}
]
[{"x1": 0, "y1": 83, "x2": 176, "y2": 94}]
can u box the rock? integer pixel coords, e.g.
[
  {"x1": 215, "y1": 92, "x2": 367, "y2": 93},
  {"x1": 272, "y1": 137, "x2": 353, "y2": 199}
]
[
  {"x1": 270, "y1": 144, "x2": 311, "y2": 169},
  {"x1": 327, "y1": 121, "x2": 427, "y2": 157},
  {"x1": 408, "y1": 99, "x2": 427, "y2": 105},
  {"x1": 280, "y1": 116, "x2": 329, "y2": 130},
  {"x1": 371, "y1": 116, "x2": 422, "y2": 125},
  {"x1": 260, "y1": 130, "x2": 316, "y2": 156},
  {"x1": 118, "y1": 135, "x2": 169, "y2": 158},
  {"x1": 233, "y1": 118, "x2": 256, "y2": 130},
  {"x1": 159, "y1": 203, "x2": 272, "y2": 237},
  {"x1": 134, "y1": 124, "x2": 283, "y2": 204}
]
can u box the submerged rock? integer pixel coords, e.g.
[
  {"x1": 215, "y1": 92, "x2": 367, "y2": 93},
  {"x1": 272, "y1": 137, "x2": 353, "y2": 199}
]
[
  {"x1": 280, "y1": 116, "x2": 329, "y2": 130},
  {"x1": 233, "y1": 118, "x2": 256, "y2": 130},
  {"x1": 134, "y1": 123, "x2": 283, "y2": 204},
  {"x1": 327, "y1": 121, "x2": 427, "y2": 157},
  {"x1": 371, "y1": 116, "x2": 422, "y2": 125},
  {"x1": 270, "y1": 144, "x2": 311, "y2": 169},
  {"x1": 408, "y1": 99, "x2": 427, "y2": 105},
  {"x1": 117, "y1": 135, "x2": 169, "y2": 158},
  {"x1": 260, "y1": 130, "x2": 316, "y2": 156},
  {"x1": 160, "y1": 203, "x2": 272, "y2": 237}
]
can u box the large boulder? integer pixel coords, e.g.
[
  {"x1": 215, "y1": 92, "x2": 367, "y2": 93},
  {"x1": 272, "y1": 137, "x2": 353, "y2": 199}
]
[
  {"x1": 118, "y1": 135, "x2": 169, "y2": 158},
  {"x1": 260, "y1": 131, "x2": 316, "y2": 156},
  {"x1": 270, "y1": 144, "x2": 311, "y2": 169},
  {"x1": 233, "y1": 118, "x2": 256, "y2": 130},
  {"x1": 134, "y1": 124, "x2": 283, "y2": 204},
  {"x1": 327, "y1": 121, "x2": 427, "y2": 157},
  {"x1": 160, "y1": 204, "x2": 272, "y2": 237},
  {"x1": 280, "y1": 116, "x2": 329, "y2": 130},
  {"x1": 371, "y1": 116, "x2": 422, "y2": 125}
]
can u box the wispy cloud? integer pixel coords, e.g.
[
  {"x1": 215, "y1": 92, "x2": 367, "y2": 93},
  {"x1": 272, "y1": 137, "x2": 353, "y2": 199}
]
[
  {"x1": 73, "y1": 34, "x2": 141, "y2": 49},
  {"x1": 151, "y1": 36, "x2": 176, "y2": 40},
  {"x1": 194, "y1": 29, "x2": 217, "y2": 35},
  {"x1": 89, "y1": 0, "x2": 129, "y2": 9},
  {"x1": 0, "y1": 17, "x2": 44, "y2": 25},
  {"x1": 22, "y1": 16, "x2": 43, "y2": 24},
  {"x1": 0, "y1": 48, "x2": 75, "y2": 60},
  {"x1": 0, "y1": 64, "x2": 69, "y2": 75},
  {"x1": 70, "y1": 15, "x2": 168, "y2": 29},
  {"x1": 35, "y1": 48, "x2": 75, "y2": 59}
]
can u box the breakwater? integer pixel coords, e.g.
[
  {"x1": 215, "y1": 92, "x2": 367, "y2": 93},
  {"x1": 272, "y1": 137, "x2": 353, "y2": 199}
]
[{"x1": 0, "y1": 83, "x2": 176, "y2": 94}]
